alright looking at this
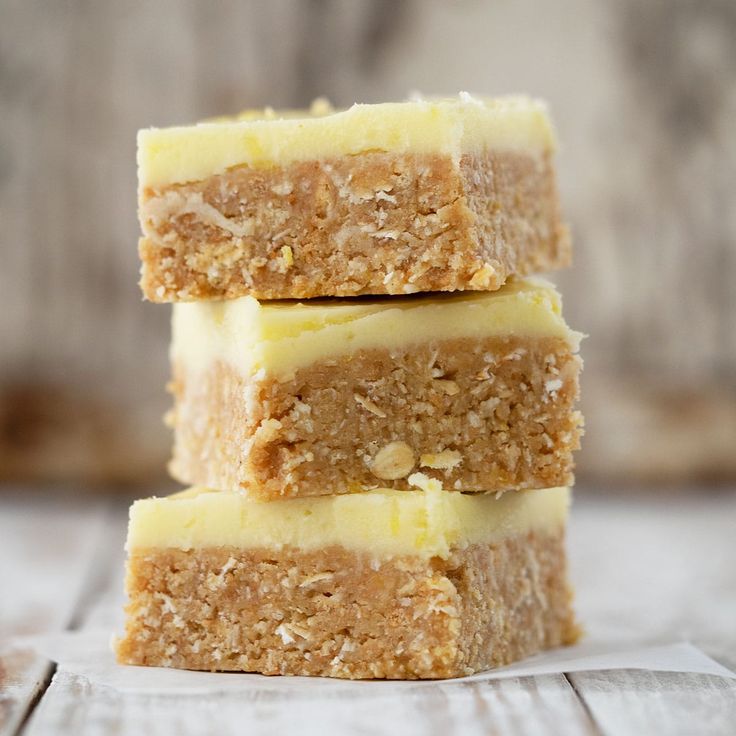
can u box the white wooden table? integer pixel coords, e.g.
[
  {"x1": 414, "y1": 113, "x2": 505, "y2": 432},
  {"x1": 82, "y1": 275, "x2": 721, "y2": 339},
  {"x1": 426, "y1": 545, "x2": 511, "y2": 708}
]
[{"x1": 2, "y1": 488, "x2": 735, "y2": 735}]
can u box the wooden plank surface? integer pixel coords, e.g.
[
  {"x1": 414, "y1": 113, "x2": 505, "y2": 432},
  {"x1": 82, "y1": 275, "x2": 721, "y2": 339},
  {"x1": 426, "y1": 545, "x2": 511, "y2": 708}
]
[
  {"x1": 23, "y1": 673, "x2": 599, "y2": 736},
  {"x1": 2, "y1": 489, "x2": 735, "y2": 735},
  {"x1": 0, "y1": 493, "x2": 111, "y2": 736},
  {"x1": 568, "y1": 670, "x2": 736, "y2": 736},
  {"x1": 567, "y1": 491, "x2": 736, "y2": 736}
]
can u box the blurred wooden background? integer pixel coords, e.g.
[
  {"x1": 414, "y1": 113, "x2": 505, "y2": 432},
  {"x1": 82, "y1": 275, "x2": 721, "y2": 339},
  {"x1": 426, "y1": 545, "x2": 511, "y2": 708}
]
[{"x1": 2, "y1": 0, "x2": 735, "y2": 489}]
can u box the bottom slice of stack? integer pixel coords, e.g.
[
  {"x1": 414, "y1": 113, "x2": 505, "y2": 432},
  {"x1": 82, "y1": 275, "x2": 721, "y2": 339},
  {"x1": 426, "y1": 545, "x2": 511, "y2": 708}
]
[{"x1": 116, "y1": 476, "x2": 578, "y2": 679}]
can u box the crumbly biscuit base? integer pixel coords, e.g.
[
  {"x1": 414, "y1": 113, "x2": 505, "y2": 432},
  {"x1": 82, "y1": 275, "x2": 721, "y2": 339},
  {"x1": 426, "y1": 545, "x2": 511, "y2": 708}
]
[
  {"x1": 116, "y1": 529, "x2": 579, "y2": 679},
  {"x1": 140, "y1": 150, "x2": 569, "y2": 301},
  {"x1": 169, "y1": 335, "x2": 583, "y2": 499}
]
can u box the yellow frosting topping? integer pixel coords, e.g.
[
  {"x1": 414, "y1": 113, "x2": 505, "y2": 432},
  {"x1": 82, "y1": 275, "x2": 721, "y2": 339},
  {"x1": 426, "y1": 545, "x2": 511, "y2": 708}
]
[
  {"x1": 171, "y1": 277, "x2": 582, "y2": 379},
  {"x1": 138, "y1": 94, "x2": 556, "y2": 188},
  {"x1": 127, "y1": 479, "x2": 570, "y2": 560}
]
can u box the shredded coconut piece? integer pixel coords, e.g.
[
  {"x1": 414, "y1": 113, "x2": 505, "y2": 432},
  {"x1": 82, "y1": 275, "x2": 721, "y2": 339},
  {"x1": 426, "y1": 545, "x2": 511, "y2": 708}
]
[
  {"x1": 420, "y1": 450, "x2": 462, "y2": 470},
  {"x1": 434, "y1": 379, "x2": 460, "y2": 396},
  {"x1": 299, "y1": 572, "x2": 334, "y2": 587},
  {"x1": 469, "y1": 263, "x2": 496, "y2": 288},
  {"x1": 354, "y1": 394, "x2": 387, "y2": 418},
  {"x1": 375, "y1": 190, "x2": 397, "y2": 204},
  {"x1": 271, "y1": 182, "x2": 294, "y2": 196},
  {"x1": 219, "y1": 557, "x2": 237, "y2": 577},
  {"x1": 280, "y1": 245, "x2": 294, "y2": 268},
  {"x1": 407, "y1": 472, "x2": 444, "y2": 494},
  {"x1": 275, "y1": 624, "x2": 295, "y2": 644}
]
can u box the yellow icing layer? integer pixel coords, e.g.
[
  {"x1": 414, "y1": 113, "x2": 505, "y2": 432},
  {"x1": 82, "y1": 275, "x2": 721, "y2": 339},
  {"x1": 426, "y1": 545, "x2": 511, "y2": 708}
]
[
  {"x1": 171, "y1": 277, "x2": 582, "y2": 379},
  {"x1": 127, "y1": 478, "x2": 570, "y2": 560},
  {"x1": 139, "y1": 94, "x2": 555, "y2": 188}
]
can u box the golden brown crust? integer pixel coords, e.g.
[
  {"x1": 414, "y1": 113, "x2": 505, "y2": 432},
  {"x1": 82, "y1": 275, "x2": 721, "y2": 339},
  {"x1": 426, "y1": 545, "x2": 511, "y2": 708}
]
[
  {"x1": 168, "y1": 335, "x2": 583, "y2": 499},
  {"x1": 116, "y1": 529, "x2": 579, "y2": 679},
  {"x1": 139, "y1": 150, "x2": 569, "y2": 301}
]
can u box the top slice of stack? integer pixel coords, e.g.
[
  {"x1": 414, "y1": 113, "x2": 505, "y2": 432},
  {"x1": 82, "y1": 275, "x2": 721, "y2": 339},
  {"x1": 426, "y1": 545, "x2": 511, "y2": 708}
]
[{"x1": 138, "y1": 95, "x2": 570, "y2": 302}]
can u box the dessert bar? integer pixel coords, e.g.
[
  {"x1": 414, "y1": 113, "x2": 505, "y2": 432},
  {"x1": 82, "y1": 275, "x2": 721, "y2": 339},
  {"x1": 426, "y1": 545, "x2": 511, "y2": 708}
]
[
  {"x1": 138, "y1": 95, "x2": 570, "y2": 301},
  {"x1": 116, "y1": 479, "x2": 578, "y2": 679},
  {"x1": 169, "y1": 277, "x2": 583, "y2": 499}
]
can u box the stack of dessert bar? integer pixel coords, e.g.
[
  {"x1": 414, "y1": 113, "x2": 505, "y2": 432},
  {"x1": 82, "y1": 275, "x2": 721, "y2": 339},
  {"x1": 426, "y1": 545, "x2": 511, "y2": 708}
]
[{"x1": 117, "y1": 95, "x2": 584, "y2": 679}]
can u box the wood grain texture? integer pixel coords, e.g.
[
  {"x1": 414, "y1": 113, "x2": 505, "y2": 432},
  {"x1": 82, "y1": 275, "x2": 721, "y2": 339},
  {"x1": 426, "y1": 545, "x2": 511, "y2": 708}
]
[
  {"x1": 0, "y1": 494, "x2": 111, "y2": 736},
  {"x1": 569, "y1": 670, "x2": 736, "y2": 736},
  {"x1": 568, "y1": 492, "x2": 736, "y2": 735},
  {"x1": 24, "y1": 674, "x2": 599, "y2": 736},
  {"x1": 1, "y1": 0, "x2": 735, "y2": 487}
]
